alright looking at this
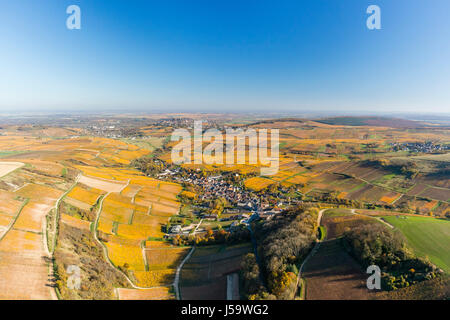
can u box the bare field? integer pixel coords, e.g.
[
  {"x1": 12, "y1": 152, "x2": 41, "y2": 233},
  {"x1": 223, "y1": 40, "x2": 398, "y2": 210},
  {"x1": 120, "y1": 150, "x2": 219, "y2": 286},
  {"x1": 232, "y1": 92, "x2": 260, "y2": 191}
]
[
  {"x1": 180, "y1": 244, "x2": 251, "y2": 300},
  {"x1": 78, "y1": 175, "x2": 127, "y2": 193},
  {"x1": 0, "y1": 229, "x2": 54, "y2": 300},
  {"x1": 303, "y1": 239, "x2": 373, "y2": 300},
  {"x1": 0, "y1": 162, "x2": 24, "y2": 178},
  {"x1": 322, "y1": 214, "x2": 377, "y2": 239}
]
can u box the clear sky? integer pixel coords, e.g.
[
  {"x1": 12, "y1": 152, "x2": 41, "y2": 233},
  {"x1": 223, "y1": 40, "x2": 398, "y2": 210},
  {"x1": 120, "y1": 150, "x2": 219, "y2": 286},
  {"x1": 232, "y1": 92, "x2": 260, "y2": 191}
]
[{"x1": 0, "y1": 0, "x2": 449, "y2": 114}]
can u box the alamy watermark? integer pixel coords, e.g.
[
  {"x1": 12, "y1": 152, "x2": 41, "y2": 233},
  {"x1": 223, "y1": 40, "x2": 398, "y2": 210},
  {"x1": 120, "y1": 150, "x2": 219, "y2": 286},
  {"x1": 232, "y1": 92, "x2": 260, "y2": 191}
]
[
  {"x1": 366, "y1": 265, "x2": 381, "y2": 290},
  {"x1": 66, "y1": 5, "x2": 81, "y2": 30},
  {"x1": 171, "y1": 121, "x2": 279, "y2": 176},
  {"x1": 67, "y1": 265, "x2": 81, "y2": 290},
  {"x1": 367, "y1": 5, "x2": 381, "y2": 30},
  {"x1": 66, "y1": 5, "x2": 380, "y2": 31}
]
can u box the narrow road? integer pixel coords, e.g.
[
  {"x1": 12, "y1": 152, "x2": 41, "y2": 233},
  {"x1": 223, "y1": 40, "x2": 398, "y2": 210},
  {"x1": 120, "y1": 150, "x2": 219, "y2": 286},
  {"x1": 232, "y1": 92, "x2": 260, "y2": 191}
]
[
  {"x1": 294, "y1": 208, "x2": 326, "y2": 298},
  {"x1": 49, "y1": 174, "x2": 80, "y2": 254},
  {"x1": 352, "y1": 208, "x2": 395, "y2": 229},
  {"x1": 0, "y1": 200, "x2": 27, "y2": 242},
  {"x1": 92, "y1": 181, "x2": 176, "y2": 292},
  {"x1": 192, "y1": 219, "x2": 203, "y2": 234},
  {"x1": 375, "y1": 217, "x2": 395, "y2": 229},
  {"x1": 173, "y1": 245, "x2": 196, "y2": 300},
  {"x1": 93, "y1": 192, "x2": 147, "y2": 289},
  {"x1": 46, "y1": 175, "x2": 80, "y2": 300}
]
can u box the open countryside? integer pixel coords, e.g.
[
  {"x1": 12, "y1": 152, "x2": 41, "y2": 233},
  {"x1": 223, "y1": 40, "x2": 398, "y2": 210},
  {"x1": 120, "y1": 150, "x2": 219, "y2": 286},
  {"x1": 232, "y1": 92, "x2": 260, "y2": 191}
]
[{"x1": 0, "y1": 114, "x2": 448, "y2": 300}]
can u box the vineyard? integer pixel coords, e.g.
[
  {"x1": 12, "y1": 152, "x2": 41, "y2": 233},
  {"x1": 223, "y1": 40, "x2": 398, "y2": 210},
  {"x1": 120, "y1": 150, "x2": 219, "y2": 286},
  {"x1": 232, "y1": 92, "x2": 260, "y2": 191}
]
[
  {"x1": 0, "y1": 117, "x2": 448, "y2": 300},
  {"x1": 0, "y1": 129, "x2": 186, "y2": 300}
]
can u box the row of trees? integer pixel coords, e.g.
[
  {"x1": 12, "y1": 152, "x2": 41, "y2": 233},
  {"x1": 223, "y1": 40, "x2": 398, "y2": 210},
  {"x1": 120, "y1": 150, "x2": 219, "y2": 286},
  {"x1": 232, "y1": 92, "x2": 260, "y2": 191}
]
[
  {"x1": 344, "y1": 224, "x2": 440, "y2": 290},
  {"x1": 241, "y1": 205, "x2": 319, "y2": 300},
  {"x1": 171, "y1": 225, "x2": 251, "y2": 247},
  {"x1": 364, "y1": 159, "x2": 419, "y2": 179}
]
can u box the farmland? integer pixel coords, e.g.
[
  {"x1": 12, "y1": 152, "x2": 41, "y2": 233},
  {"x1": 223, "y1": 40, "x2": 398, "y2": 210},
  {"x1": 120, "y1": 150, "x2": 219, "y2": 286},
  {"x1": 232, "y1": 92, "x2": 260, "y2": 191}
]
[
  {"x1": 302, "y1": 239, "x2": 372, "y2": 300},
  {"x1": 0, "y1": 114, "x2": 449, "y2": 300},
  {"x1": 0, "y1": 124, "x2": 187, "y2": 299},
  {"x1": 158, "y1": 117, "x2": 450, "y2": 217},
  {"x1": 382, "y1": 216, "x2": 450, "y2": 273},
  {"x1": 0, "y1": 184, "x2": 62, "y2": 299},
  {"x1": 180, "y1": 243, "x2": 252, "y2": 300},
  {"x1": 0, "y1": 162, "x2": 24, "y2": 178},
  {"x1": 302, "y1": 209, "x2": 379, "y2": 300},
  {"x1": 69, "y1": 166, "x2": 186, "y2": 292},
  {"x1": 301, "y1": 206, "x2": 450, "y2": 300}
]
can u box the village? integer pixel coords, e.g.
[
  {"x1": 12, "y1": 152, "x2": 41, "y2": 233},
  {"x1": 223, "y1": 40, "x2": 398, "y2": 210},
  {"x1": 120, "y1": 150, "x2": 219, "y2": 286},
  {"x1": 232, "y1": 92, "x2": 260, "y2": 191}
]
[
  {"x1": 156, "y1": 167, "x2": 295, "y2": 238},
  {"x1": 390, "y1": 141, "x2": 450, "y2": 153}
]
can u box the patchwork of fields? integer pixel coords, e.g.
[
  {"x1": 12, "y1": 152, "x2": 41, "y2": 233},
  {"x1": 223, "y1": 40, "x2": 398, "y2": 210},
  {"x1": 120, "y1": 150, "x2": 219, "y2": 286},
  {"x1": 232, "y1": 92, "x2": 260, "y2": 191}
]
[
  {"x1": 0, "y1": 128, "x2": 188, "y2": 300},
  {"x1": 161, "y1": 120, "x2": 450, "y2": 216},
  {"x1": 0, "y1": 183, "x2": 62, "y2": 299},
  {"x1": 303, "y1": 207, "x2": 450, "y2": 300},
  {"x1": 0, "y1": 119, "x2": 448, "y2": 300}
]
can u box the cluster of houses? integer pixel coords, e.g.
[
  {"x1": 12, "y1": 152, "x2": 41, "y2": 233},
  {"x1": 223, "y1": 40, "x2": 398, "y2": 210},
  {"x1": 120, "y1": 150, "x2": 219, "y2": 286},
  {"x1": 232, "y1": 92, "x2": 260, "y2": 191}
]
[
  {"x1": 156, "y1": 167, "x2": 298, "y2": 238},
  {"x1": 165, "y1": 207, "x2": 282, "y2": 238},
  {"x1": 159, "y1": 171, "x2": 259, "y2": 207},
  {"x1": 154, "y1": 118, "x2": 220, "y2": 130},
  {"x1": 390, "y1": 141, "x2": 449, "y2": 153}
]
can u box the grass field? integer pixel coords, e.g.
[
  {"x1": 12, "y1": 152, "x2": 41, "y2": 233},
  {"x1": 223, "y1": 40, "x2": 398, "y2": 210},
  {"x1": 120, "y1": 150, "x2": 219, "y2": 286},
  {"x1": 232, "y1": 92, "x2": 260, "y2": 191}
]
[{"x1": 383, "y1": 216, "x2": 450, "y2": 273}]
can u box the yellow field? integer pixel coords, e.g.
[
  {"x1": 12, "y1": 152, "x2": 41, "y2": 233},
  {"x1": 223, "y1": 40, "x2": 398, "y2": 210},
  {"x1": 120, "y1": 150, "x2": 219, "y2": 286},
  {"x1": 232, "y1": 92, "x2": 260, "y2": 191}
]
[
  {"x1": 66, "y1": 185, "x2": 104, "y2": 206},
  {"x1": 244, "y1": 176, "x2": 276, "y2": 191},
  {"x1": 121, "y1": 184, "x2": 142, "y2": 198},
  {"x1": 145, "y1": 248, "x2": 190, "y2": 269},
  {"x1": 144, "y1": 240, "x2": 176, "y2": 249},
  {"x1": 0, "y1": 214, "x2": 13, "y2": 228},
  {"x1": 22, "y1": 160, "x2": 64, "y2": 177},
  {"x1": 117, "y1": 223, "x2": 162, "y2": 239},
  {"x1": 0, "y1": 229, "x2": 41, "y2": 252},
  {"x1": 0, "y1": 190, "x2": 23, "y2": 215},
  {"x1": 13, "y1": 201, "x2": 53, "y2": 233},
  {"x1": 60, "y1": 213, "x2": 91, "y2": 231},
  {"x1": 92, "y1": 169, "x2": 182, "y2": 288},
  {"x1": 379, "y1": 194, "x2": 401, "y2": 204},
  {"x1": 98, "y1": 217, "x2": 114, "y2": 234},
  {"x1": 105, "y1": 236, "x2": 146, "y2": 270},
  {"x1": 134, "y1": 269, "x2": 176, "y2": 287},
  {"x1": 0, "y1": 132, "x2": 185, "y2": 298},
  {"x1": 15, "y1": 183, "x2": 63, "y2": 204}
]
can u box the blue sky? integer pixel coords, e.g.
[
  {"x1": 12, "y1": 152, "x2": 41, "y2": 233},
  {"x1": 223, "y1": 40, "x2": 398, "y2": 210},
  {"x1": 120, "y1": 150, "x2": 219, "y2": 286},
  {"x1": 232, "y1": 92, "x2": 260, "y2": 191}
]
[{"x1": 0, "y1": 0, "x2": 449, "y2": 114}]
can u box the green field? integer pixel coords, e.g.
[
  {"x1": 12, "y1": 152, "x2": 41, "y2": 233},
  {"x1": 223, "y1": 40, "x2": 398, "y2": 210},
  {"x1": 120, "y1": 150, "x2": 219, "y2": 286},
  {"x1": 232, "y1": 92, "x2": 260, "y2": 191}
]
[
  {"x1": 0, "y1": 150, "x2": 26, "y2": 158},
  {"x1": 383, "y1": 216, "x2": 450, "y2": 273},
  {"x1": 318, "y1": 226, "x2": 327, "y2": 240}
]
